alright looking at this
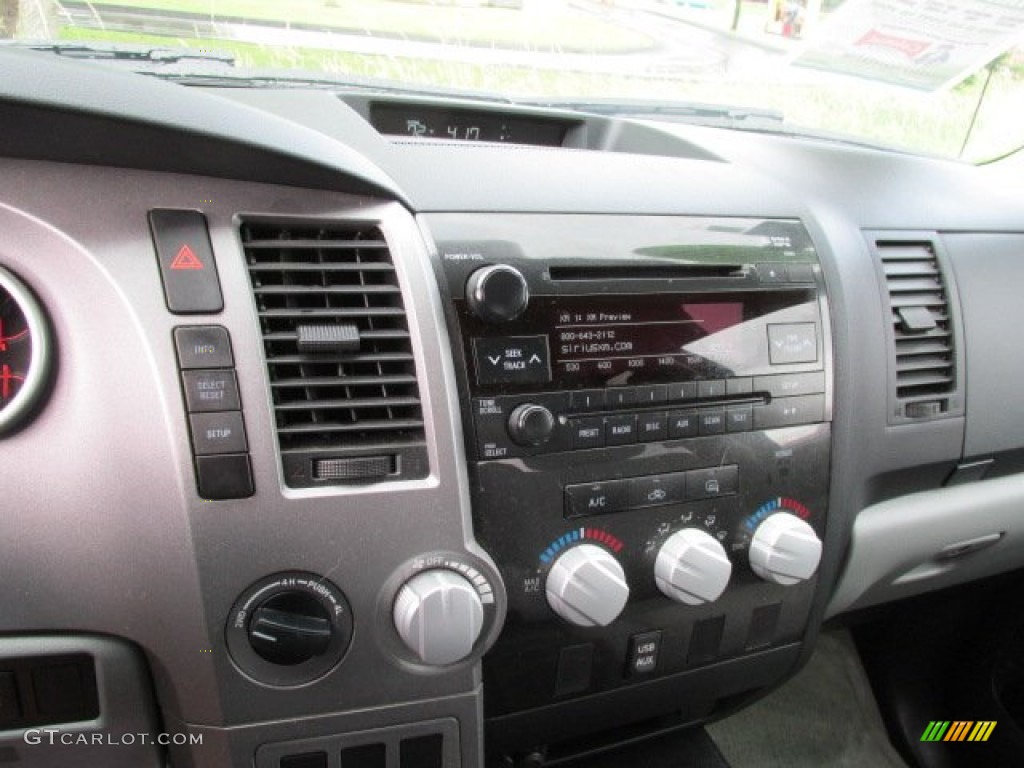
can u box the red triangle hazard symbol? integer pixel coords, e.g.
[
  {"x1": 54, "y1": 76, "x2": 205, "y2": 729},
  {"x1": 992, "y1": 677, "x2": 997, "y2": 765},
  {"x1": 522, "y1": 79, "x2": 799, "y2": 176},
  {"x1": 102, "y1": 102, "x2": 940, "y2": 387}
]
[{"x1": 170, "y1": 244, "x2": 204, "y2": 271}]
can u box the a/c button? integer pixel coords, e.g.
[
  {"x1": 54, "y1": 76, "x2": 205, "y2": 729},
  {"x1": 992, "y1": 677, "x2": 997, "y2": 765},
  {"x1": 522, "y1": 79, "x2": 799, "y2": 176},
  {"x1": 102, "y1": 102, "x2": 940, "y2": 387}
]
[{"x1": 565, "y1": 480, "x2": 629, "y2": 518}]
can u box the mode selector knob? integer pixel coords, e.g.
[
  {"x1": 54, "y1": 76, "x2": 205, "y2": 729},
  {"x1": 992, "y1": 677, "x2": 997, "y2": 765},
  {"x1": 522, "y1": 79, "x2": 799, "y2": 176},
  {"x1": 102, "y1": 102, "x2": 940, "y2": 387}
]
[
  {"x1": 749, "y1": 512, "x2": 822, "y2": 586},
  {"x1": 508, "y1": 403, "x2": 555, "y2": 446},
  {"x1": 466, "y1": 265, "x2": 529, "y2": 323},
  {"x1": 393, "y1": 569, "x2": 484, "y2": 665},
  {"x1": 546, "y1": 544, "x2": 630, "y2": 627},
  {"x1": 655, "y1": 528, "x2": 733, "y2": 605}
]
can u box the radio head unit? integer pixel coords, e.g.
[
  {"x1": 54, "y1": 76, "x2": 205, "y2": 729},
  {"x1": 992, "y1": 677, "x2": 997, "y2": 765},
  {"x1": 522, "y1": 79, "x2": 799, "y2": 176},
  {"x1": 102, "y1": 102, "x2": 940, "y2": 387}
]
[{"x1": 425, "y1": 213, "x2": 832, "y2": 752}]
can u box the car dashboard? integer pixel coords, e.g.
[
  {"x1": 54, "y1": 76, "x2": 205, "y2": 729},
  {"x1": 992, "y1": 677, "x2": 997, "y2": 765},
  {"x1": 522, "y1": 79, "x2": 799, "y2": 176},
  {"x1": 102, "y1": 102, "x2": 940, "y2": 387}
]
[{"x1": 2, "y1": 48, "x2": 1024, "y2": 768}]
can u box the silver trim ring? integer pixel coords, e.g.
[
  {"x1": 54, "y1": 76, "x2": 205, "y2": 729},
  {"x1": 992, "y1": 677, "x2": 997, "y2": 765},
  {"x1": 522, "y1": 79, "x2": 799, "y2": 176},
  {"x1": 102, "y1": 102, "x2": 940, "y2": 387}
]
[{"x1": 0, "y1": 266, "x2": 51, "y2": 434}]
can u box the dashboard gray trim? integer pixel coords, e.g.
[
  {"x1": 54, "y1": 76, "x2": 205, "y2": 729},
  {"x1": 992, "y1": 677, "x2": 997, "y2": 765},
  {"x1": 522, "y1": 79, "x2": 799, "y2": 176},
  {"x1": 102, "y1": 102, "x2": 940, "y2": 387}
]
[
  {"x1": 0, "y1": 48, "x2": 406, "y2": 203},
  {"x1": 827, "y1": 472, "x2": 1024, "y2": 616}
]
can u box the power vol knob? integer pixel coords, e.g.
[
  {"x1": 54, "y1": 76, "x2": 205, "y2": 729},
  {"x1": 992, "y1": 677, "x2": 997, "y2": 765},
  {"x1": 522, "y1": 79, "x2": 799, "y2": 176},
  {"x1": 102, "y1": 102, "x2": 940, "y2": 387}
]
[{"x1": 465, "y1": 265, "x2": 529, "y2": 323}]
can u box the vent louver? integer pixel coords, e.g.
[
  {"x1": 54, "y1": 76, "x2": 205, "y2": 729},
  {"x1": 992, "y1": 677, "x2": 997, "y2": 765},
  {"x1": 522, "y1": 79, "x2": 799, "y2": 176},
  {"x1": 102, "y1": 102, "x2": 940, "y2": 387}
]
[
  {"x1": 241, "y1": 219, "x2": 428, "y2": 487},
  {"x1": 875, "y1": 239, "x2": 959, "y2": 421}
]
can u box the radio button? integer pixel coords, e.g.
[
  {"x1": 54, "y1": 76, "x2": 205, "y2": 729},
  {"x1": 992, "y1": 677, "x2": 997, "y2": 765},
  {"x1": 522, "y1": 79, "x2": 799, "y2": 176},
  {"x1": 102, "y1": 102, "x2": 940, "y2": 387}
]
[
  {"x1": 606, "y1": 388, "x2": 637, "y2": 408},
  {"x1": 634, "y1": 384, "x2": 667, "y2": 406},
  {"x1": 726, "y1": 406, "x2": 753, "y2": 432},
  {"x1": 686, "y1": 466, "x2": 738, "y2": 500},
  {"x1": 605, "y1": 414, "x2": 637, "y2": 445},
  {"x1": 565, "y1": 481, "x2": 629, "y2": 518},
  {"x1": 570, "y1": 389, "x2": 606, "y2": 412},
  {"x1": 698, "y1": 410, "x2": 726, "y2": 435},
  {"x1": 668, "y1": 411, "x2": 698, "y2": 439},
  {"x1": 753, "y1": 394, "x2": 825, "y2": 429},
  {"x1": 667, "y1": 382, "x2": 697, "y2": 402},
  {"x1": 753, "y1": 371, "x2": 826, "y2": 398},
  {"x1": 698, "y1": 380, "x2": 726, "y2": 399},
  {"x1": 726, "y1": 377, "x2": 753, "y2": 396},
  {"x1": 629, "y1": 474, "x2": 685, "y2": 509},
  {"x1": 637, "y1": 412, "x2": 668, "y2": 442},
  {"x1": 767, "y1": 323, "x2": 818, "y2": 365},
  {"x1": 571, "y1": 418, "x2": 605, "y2": 450}
]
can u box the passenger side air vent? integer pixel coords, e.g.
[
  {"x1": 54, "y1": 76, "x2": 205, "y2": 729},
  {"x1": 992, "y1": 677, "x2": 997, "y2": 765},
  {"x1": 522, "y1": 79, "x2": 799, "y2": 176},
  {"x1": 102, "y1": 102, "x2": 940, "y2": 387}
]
[
  {"x1": 871, "y1": 236, "x2": 962, "y2": 423},
  {"x1": 241, "y1": 219, "x2": 428, "y2": 488}
]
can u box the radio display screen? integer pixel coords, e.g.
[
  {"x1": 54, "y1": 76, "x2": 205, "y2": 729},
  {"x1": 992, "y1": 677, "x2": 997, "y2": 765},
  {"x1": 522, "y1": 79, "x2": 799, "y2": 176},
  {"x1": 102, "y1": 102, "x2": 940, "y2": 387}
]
[
  {"x1": 555, "y1": 301, "x2": 743, "y2": 365},
  {"x1": 463, "y1": 290, "x2": 819, "y2": 393}
]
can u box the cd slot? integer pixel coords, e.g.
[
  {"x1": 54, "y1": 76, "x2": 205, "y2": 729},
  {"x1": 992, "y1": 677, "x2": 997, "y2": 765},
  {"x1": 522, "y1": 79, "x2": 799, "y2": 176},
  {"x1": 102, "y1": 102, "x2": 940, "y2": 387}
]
[
  {"x1": 573, "y1": 394, "x2": 766, "y2": 418},
  {"x1": 548, "y1": 264, "x2": 746, "y2": 281}
]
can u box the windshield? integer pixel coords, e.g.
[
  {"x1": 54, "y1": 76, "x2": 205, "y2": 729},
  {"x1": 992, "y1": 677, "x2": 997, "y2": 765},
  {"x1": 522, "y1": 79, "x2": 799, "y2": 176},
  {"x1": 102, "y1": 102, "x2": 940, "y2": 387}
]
[{"x1": 4, "y1": 0, "x2": 1023, "y2": 161}]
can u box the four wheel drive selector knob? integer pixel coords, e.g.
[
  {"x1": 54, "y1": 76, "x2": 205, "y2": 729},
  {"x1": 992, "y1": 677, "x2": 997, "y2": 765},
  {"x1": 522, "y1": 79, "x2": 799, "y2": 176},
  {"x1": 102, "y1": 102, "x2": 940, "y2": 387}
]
[
  {"x1": 545, "y1": 544, "x2": 630, "y2": 627},
  {"x1": 465, "y1": 264, "x2": 530, "y2": 323},
  {"x1": 655, "y1": 528, "x2": 733, "y2": 605},
  {"x1": 393, "y1": 569, "x2": 484, "y2": 666},
  {"x1": 749, "y1": 512, "x2": 823, "y2": 586}
]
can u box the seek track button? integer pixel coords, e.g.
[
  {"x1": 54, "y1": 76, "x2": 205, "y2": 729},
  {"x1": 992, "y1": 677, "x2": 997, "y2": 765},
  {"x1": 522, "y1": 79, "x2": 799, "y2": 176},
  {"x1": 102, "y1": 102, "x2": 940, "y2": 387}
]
[{"x1": 473, "y1": 336, "x2": 551, "y2": 386}]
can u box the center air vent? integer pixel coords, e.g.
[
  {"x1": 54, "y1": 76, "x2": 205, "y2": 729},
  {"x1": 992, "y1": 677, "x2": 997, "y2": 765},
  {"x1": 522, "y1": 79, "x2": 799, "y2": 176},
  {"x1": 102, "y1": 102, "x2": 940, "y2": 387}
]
[
  {"x1": 241, "y1": 219, "x2": 428, "y2": 488},
  {"x1": 872, "y1": 236, "x2": 962, "y2": 423}
]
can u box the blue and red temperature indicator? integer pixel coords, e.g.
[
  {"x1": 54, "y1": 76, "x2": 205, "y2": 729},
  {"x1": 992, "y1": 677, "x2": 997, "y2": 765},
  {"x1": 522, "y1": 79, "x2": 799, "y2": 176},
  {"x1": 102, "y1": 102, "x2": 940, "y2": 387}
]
[
  {"x1": 744, "y1": 497, "x2": 811, "y2": 532},
  {"x1": 540, "y1": 527, "x2": 624, "y2": 564}
]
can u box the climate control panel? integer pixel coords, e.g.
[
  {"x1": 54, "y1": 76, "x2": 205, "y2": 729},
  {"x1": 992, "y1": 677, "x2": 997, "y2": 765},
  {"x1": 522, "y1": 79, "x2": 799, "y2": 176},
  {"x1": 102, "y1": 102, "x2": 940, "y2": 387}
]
[{"x1": 472, "y1": 423, "x2": 830, "y2": 717}]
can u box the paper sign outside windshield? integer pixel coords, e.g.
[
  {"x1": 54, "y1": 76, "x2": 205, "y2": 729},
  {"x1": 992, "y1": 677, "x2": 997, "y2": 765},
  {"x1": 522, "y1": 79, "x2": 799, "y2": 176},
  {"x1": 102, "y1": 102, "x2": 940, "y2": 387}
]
[{"x1": 794, "y1": 0, "x2": 1024, "y2": 91}]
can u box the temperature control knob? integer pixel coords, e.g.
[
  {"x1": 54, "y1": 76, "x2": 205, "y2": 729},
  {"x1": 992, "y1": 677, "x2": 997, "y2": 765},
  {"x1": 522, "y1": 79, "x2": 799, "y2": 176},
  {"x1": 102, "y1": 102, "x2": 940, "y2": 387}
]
[
  {"x1": 749, "y1": 513, "x2": 822, "y2": 586},
  {"x1": 393, "y1": 569, "x2": 484, "y2": 665},
  {"x1": 466, "y1": 264, "x2": 529, "y2": 323},
  {"x1": 546, "y1": 544, "x2": 629, "y2": 627},
  {"x1": 508, "y1": 403, "x2": 555, "y2": 446},
  {"x1": 655, "y1": 528, "x2": 732, "y2": 605}
]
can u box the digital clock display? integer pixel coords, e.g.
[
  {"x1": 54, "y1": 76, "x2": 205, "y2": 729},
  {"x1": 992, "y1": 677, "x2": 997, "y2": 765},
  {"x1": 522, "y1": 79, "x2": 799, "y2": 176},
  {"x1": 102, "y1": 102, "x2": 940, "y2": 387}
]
[{"x1": 370, "y1": 103, "x2": 571, "y2": 146}]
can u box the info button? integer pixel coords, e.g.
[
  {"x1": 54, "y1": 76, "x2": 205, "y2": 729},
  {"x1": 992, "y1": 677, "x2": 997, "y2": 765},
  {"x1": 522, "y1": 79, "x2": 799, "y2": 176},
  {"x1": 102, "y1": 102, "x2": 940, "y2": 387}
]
[{"x1": 565, "y1": 480, "x2": 629, "y2": 518}]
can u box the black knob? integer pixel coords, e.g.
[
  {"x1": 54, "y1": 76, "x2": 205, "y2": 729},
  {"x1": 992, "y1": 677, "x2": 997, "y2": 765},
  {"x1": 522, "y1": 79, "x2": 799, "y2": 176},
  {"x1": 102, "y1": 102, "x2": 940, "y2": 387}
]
[
  {"x1": 508, "y1": 403, "x2": 555, "y2": 446},
  {"x1": 247, "y1": 592, "x2": 332, "y2": 666},
  {"x1": 466, "y1": 265, "x2": 529, "y2": 323}
]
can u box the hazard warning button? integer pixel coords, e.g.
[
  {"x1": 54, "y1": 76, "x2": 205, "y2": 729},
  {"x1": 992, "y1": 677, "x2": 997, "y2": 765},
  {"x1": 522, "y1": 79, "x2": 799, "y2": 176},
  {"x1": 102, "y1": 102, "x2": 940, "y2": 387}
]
[{"x1": 149, "y1": 209, "x2": 224, "y2": 314}]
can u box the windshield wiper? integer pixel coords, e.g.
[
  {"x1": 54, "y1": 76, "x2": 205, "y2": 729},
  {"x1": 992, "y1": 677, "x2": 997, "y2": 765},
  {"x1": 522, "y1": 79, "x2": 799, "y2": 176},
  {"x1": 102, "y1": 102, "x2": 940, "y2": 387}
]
[
  {"x1": 0, "y1": 40, "x2": 235, "y2": 66},
  {"x1": 524, "y1": 97, "x2": 785, "y2": 129}
]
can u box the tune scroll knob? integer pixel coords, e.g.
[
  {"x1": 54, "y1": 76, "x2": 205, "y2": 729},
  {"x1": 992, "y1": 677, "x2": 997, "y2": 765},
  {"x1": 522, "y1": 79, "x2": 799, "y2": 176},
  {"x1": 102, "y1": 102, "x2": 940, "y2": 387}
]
[
  {"x1": 749, "y1": 512, "x2": 822, "y2": 586},
  {"x1": 465, "y1": 264, "x2": 529, "y2": 323},
  {"x1": 508, "y1": 403, "x2": 555, "y2": 446},
  {"x1": 655, "y1": 528, "x2": 733, "y2": 605},
  {"x1": 393, "y1": 569, "x2": 484, "y2": 665},
  {"x1": 545, "y1": 544, "x2": 630, "y2": 627}
]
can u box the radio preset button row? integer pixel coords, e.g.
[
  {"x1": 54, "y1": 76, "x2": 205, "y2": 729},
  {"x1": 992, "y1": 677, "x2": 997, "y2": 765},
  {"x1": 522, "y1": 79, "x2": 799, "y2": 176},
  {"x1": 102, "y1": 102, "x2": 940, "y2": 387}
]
[
  {"x1": 472, "y1": 373, "x2": 826, "y2": 460},
  {"x1": 564, "y1": 465, "x2": 738, "y2": 518}
]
